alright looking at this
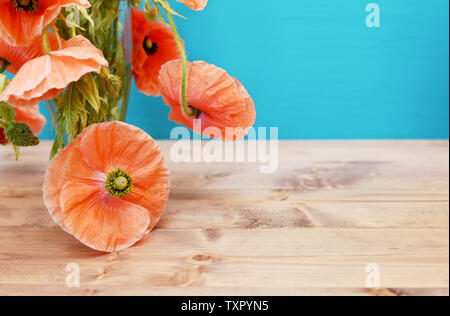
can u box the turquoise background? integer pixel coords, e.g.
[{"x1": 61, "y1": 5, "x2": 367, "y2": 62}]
[{"x1": 39, "y1": 0, "x2": 449, "y2": 139}]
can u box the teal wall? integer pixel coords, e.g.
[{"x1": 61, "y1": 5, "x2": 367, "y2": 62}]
[{"x1": 39, "y1": 0, "x2": 449, "y2": 139}]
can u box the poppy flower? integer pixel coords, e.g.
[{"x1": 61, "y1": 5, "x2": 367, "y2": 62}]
[
  {"x1": 43, "y1": 121, "x2": 170, "y2": 252},
  {"x1": 0, "y1": 35, "x2": 59, "y2": 74},
  {"x1": 176, "y1": 0, "x2": 208, "y2": 11},
  {"x1": 0, "y1": 36, "x2": 107, "y2": 107},
  {"x1": 131, "y1": 8, "x2": 181, "y2": 96},
  {"x1": 0, "y1": 0, "x2": 91, "y2": 47},
  {"x1": 158, "y1": 60, "x2": 256, "y2": 140},
  {"x1": 14, "y1": 104, "x2": 46, "y2": 135}
]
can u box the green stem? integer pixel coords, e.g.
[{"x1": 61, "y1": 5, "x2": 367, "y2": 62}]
[
  {"x1": 70, "y1": 7, "x2": 77, "y2": 37},
  {"x1": 163, "y1": 8, "x2": 198, "y2": 118},
  {"x1": 118, "y1": 0, "x2": 130, "y2": 122},
  {"x1": 42, "y1": 27, "x2": 51, "y2": 55},
  {"x1": 51, "y1": 21, "x2": 63, "y2": 49},
  {"x1": 118, "y1": 76, "x2": 131, "y2": 122}
]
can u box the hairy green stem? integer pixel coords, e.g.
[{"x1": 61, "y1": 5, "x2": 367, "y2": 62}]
[
  {"x1": 70, "y1": 8, "x2": 77, "y2": 38},
  {"x1": 118, "y1": 1, "x2": 130, "y2": 122},
  {"x1": 164, "y1": 7, "x2": 198, "y2": 118},
  {"x1": 42, "y1": 27, "x2": 51, "y2": 55}
]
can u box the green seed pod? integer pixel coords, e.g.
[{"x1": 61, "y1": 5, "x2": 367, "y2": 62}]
[
  {"x1": 145, "y1": 4, "x2": 157, "y2": 21},
  {"x1": 106, "y1": 74, "x2": 122, "y2": 98},
  {"x1": 100, "y1": 67, "x2": 122, "y2": 99},
  {"x1": 131, "y1": 0, "x2": 140, "y2": 8}
]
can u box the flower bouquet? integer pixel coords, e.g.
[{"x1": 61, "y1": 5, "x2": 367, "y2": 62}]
[{"x1": 0, "y1": 0, "x2": 255, "y2": 252}]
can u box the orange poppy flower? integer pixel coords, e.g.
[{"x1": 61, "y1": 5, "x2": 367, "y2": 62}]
[
  {"x1": 131, "y1": 8, "x2": 181, "y2": 96},
  {"x1": 176, "y1": 0, "x2": 208, "y2": 11},
  {"x1": 43, "y1": 121, "x2": 170, "y2": 252},
  {"x1": 158, "y1": 60, "x2": 256, "y2": 140},
  {"x1": 14, "y1": 104, "x2": 46, "y2": 135},
  {"x1": 0, "y1": 34, "x2": 59, "y2": 74},
  {"x1": 0, "y1": 36, "x2": 107, "y2": 107},
  {"x1": 0, "y1": 0, "x2": 91, "y2": 47}
]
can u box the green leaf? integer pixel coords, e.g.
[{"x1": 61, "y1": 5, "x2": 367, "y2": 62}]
[
  {"x1": 151, "y1": 0, "x2": 166, "y2": 23},
  {"x1": 5, "y1": 122, "x2": 40, "y2": 147},
  {"x1": 50, "y1": 134, "x2": 61, "y2": 161},
  {"x1": 55, "y1": 83, "x2": 85, "y2": 142},
  {"x1": 49, "y1": 124, "x2": 65, "y2": 161},
  {"x1": 76, "y1": 74, "x2": 101, "y2": 113},
  {"x1": 96, "y1": 9, "x2": 119, "y2": 33},
  {"x1": 79, "y1": 7, "x2": 95, "y2": 29},
  {"x1": 157, "y1": 0, "x2": 187, "y2": 19},
  {"x1": 0, "y1": 102, "x2": 16, "y2": 123}
]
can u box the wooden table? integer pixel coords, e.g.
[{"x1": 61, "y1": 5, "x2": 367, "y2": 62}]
[{"x1": 0, "y1": 141, "x2": 448, "y2": 296}]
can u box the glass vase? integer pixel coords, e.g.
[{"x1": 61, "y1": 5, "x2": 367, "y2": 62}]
[{"x1": 45, "y1": 0, "x2": 132, "y2": 144}]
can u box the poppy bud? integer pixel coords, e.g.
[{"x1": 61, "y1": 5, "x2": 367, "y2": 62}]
[
  {"x1": 131, "y1": 0, "x2": 140, "y2": 8},
  {"x1": 144, "y1": 4, "x2": 157, "y2": 21},
  {"x1": 100, "y1": 67, "x2": 122, "y2": 99}
]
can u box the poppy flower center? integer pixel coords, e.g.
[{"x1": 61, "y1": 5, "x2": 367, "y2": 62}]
[
  {"x1": 187, "y1": 105, "x2": 201, "y2": 119},
  {"x1": 143, "y1": 37, "x2": 158, "y2": 55},
  {"x1": 11, "y1": 0, "x2": 38, "y2": 12},
  {"x1": 105, "y1": 168, "x2": 133, "y2": 198}
]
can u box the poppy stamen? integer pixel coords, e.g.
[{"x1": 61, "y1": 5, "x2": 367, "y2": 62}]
[
  {"x1": 105, "y1": 168, "x2": 133, "y2": 198},
  {"x1": 188, "y1": 105, "x2": 201, "y2": 118},
  {"x1": 11, "y1": 0, "x2": 38, "y2": 12},
  {"x1": 143, "y1": 37, "x2": 158, "y2": 55}
]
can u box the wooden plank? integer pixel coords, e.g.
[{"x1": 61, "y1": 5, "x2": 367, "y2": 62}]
[
  {"x1": 0, "y1": 284, "x2": 446, "y2": 296},
  {"x1": 0, "y1": 227, "x2": 448, "y2": 290},
  {"x1": 1, "y1": 198, "x2": 448, "y2": 230},
  {"x1": 1, "y1": 141, "x2": 448, "y2": 201},
  {"x1": 0, "y1": 141, "x2": 448, "y2": 296}
]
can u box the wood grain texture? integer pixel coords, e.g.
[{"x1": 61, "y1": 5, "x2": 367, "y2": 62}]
[{"x1": 0, "y1": 141, "x2": 448, "y2": 296}]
